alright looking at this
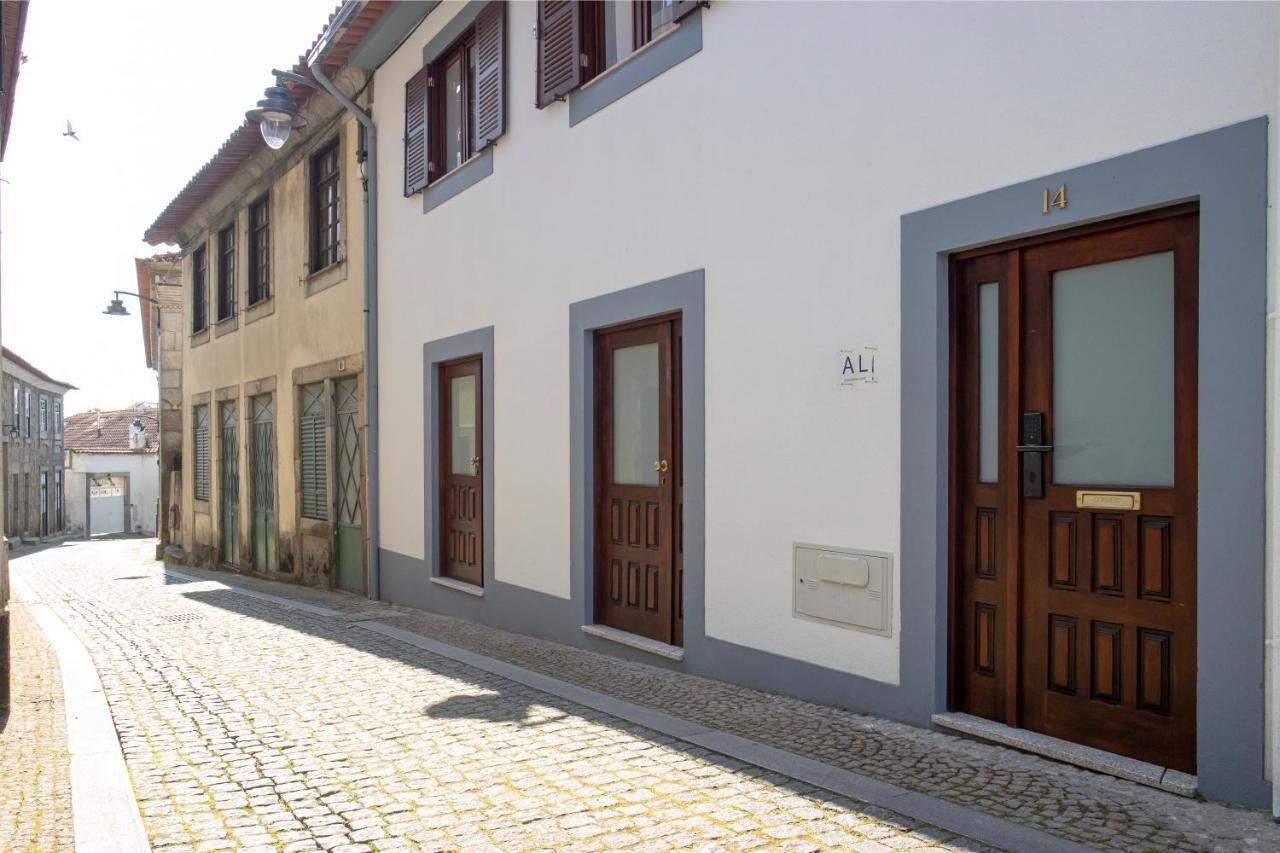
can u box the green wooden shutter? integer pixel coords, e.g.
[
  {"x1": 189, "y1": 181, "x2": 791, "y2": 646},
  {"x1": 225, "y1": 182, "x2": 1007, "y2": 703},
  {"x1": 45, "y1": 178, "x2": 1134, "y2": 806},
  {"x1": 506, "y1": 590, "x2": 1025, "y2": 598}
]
[
  {"x1": 299, "y1": 383, "x2": 327, "y2": 520},
  {"x1": 193, "y1": 405, "x2": 210, "y2": 501}
]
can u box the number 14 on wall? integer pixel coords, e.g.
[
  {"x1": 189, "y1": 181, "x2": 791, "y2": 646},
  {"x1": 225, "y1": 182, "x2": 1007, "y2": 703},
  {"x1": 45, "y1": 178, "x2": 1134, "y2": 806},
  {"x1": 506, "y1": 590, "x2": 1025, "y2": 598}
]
[{"x1": 1042, "y1": 183, "x2": 1068, "y2": 214}]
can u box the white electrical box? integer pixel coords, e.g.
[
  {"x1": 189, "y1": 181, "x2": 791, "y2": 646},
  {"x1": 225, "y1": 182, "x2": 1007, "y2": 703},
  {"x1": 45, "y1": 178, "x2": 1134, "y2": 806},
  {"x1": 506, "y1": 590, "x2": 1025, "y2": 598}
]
[{"x1": 793, "y1": 544, "x2": 893, "y2": 636}]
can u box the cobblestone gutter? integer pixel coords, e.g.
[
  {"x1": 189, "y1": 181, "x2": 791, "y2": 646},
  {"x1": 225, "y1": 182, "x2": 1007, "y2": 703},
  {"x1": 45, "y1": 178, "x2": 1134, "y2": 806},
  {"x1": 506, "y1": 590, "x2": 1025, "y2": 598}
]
[{"x1": 0, "y1": 601, "x2": 74, "y2": 851}]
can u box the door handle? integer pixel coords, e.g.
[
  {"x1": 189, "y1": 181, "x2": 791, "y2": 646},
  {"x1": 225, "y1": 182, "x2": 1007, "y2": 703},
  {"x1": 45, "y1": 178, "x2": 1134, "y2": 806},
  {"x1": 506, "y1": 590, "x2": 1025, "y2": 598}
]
[
  {"x1": 469, "y1": 455, "x2": 480, "y2": 469},
  {"x1": 652, "y1": 459, "x2": 669, "y2": 473},
  {"x1": 1015, "y1": 444, "x2": 1054, "y2": 453}
]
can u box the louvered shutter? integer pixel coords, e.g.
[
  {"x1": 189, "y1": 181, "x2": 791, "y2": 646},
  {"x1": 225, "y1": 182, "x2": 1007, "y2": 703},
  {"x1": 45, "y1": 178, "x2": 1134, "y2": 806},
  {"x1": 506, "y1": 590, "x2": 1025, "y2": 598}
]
[
  {"x1": 473, "y1": 2, "x2": 506, "y2": 148},
  {"x1": 299, "y1": 383, "x2": 328, "y2": 520},
  {"x1": 404, "y1": 65, "x2": 431, "y2": 195},
  {"x1": 194, "y1": 406, "x2": 210, "y2": 502},
  {"x1": 536, "y1": 0, "x2": 581, "y2": 108},
  {"x1": 672, "y1": 0, "x2": 701, "y2": 22}
]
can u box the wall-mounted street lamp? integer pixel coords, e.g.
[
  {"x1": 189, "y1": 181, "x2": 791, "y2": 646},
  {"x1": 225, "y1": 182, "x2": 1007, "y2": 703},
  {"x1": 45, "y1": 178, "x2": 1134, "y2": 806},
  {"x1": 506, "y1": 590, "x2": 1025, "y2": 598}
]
[
  {"x1": 102, "y1": 290, "x2": 159, "y2": 317},
  {"x1": 245, "y1": 69, "x2": 314, "y2": 150}
]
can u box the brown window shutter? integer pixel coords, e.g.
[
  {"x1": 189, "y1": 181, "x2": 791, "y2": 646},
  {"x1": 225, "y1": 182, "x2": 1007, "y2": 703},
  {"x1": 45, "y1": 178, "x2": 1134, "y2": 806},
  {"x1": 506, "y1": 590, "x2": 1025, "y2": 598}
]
[
  {"x1": 672, "y1": 1, "x2": 701, "y2": 22},
  {"x1": 536, "y1": 0, "x2": 581, "y2": 108},
  {"x1": 404, "y1": 65, "x2": 431, "y2": 195},
  {"x1": 473, "y1": 2, "x2": 506, "y2": 148}
]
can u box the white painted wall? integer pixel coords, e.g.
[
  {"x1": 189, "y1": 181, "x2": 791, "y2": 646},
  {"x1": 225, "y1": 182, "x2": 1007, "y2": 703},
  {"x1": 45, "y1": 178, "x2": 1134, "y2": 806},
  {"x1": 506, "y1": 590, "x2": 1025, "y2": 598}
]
[
  {"x1": 64, "y1": 452, "x2": 160, "y2": 536},
  {"x1": 373, "y1": 1, "x2": 1279, "y2": 686}
]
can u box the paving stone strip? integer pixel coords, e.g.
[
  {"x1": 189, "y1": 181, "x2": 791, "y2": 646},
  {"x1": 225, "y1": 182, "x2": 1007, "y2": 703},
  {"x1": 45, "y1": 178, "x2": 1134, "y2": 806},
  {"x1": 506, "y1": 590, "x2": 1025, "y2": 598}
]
[
  {"x1": 0, "y1": 600, "x2": 75, "y2": 851},
  {"x1": 161, "y1": 553, "x2": 1280, "y2": 853},
  {"x1": 14, "y1": 540, "x2": 993, "y2": 852}
]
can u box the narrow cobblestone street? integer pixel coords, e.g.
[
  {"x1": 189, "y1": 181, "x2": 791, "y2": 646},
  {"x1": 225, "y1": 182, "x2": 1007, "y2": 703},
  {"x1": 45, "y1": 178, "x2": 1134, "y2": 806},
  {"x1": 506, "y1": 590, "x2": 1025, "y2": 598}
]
[
  {"x1": 9, "y1": 539, "x2": 998, "y2": 852},
  {"x1": 8, "y1": 538, "x2": 1280, "y2": 852}
]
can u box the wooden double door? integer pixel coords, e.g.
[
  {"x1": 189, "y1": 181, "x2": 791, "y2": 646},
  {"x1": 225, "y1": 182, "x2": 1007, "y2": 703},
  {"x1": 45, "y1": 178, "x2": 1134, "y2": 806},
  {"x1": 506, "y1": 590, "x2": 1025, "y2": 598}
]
[
  {"x1": 951, "y1": 209, "x2": 1198, "y2": 773},
  {"x1": 594, "y1": 315, "x2": 683, "y2": 646}
]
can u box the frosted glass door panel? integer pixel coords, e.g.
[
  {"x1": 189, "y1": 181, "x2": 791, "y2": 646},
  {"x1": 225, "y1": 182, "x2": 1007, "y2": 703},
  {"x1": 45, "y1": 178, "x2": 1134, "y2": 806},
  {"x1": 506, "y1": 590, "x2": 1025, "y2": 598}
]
[
  {"x1": 1052, "y1": 251, "x2": 1174, "y2": 487},
  {"x1": 978, "y1": 283, "x2": 999, "y2": 483},
  {"x1": 450, "y1": 375, "x2": 477, "y2": 475},
  {"x1": 613, "y1": 343, "x2": 659, "y2": 486}
]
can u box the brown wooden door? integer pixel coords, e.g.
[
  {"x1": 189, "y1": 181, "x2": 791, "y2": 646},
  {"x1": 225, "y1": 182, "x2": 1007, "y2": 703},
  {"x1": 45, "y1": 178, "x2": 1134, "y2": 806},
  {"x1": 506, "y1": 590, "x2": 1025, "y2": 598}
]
[
  {"x1": 594, "y1": 316, "x2": 682, "y2": 645},
  {"x1": 440, "y1": 357, "x2": 483, "y2": 586},
  {"x1": 951, "y1": 210, "x2": 1198, "y2": 773}
]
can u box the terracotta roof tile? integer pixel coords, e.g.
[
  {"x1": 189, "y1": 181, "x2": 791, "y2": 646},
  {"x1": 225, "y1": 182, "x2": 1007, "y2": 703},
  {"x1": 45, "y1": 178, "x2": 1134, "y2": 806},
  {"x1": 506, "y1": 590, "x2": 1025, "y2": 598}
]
[
  {"x1": 143, "y1": 1, "x2": 392, "y2": 246},
  {"x1": 63, "y1": 405, "x2": 159, "y2": 454}
]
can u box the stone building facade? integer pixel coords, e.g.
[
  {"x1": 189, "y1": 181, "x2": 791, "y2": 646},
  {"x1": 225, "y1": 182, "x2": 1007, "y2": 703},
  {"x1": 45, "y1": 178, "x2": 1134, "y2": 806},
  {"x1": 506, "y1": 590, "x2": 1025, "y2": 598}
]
[
  {"x1": 136, "y1": 253, "x2": 183, "y2": 552},
  {"x1": 1, "y1": 348, "x2": 73, "y2": 542},
  {"x1": 144, "y1": 33, "x2": 372, "y2": 593}
]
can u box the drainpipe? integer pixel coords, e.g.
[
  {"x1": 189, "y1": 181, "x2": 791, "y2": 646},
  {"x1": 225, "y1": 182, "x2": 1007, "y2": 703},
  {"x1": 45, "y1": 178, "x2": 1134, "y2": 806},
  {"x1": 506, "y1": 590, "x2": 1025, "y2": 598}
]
[{"x1": 307, "y1": 5, "x2": 381, "y2": 601}]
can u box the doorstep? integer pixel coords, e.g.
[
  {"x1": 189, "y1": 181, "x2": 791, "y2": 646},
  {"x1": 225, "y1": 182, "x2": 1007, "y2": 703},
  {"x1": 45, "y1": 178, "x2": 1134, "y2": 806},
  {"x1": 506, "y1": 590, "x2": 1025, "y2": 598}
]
[
  {"x1": 581, "y1": 623, "x2": 685, "y2": 661},
  {"x1": 931, "y1": 712, "x2": 1198, "y2": 798}
]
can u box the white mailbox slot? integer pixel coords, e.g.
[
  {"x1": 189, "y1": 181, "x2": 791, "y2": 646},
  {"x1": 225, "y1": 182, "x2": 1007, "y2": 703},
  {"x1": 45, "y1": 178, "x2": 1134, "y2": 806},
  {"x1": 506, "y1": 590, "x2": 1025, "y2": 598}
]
[{"x1": 793, "y1": 544, "x2": 892, "y2": 636}]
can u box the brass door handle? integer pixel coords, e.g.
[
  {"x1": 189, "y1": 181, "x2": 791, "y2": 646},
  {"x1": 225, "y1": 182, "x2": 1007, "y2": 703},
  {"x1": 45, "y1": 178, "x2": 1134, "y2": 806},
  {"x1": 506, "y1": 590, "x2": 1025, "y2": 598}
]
[
  {"x1": 653, "y1": 459, "x2": 669, "y2": 473},
  {"x1": 470, "y1": 456, "x2": 480, "y2": 468}
]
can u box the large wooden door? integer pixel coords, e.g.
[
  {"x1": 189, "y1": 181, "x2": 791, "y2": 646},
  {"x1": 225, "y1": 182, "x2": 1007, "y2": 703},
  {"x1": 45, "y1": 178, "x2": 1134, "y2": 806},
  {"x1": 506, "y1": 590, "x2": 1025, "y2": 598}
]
[
  {"x1": 249, "y1": 394, "x2": 276, "y2": 573},
  {"x1": 333, "y1": 376, "x2": 365, "y2": 593},
  {"x1": 439, "y1": 358, "x2": 483, "y2": 586},
  {"x1": 951, "y1": 210, "x2": 1198, "y2": 773},
  {"x1": 219, "y1": 400, "x2": 239, "y2": 566},
  {"x1": 594, "y1": 315, "x2": 683, "y2": 645}
]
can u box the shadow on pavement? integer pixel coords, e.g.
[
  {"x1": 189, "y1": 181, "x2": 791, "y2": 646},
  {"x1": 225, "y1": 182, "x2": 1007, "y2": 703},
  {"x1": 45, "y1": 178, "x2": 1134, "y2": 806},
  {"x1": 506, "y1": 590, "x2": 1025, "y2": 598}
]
[{"x1": 174, "y1": 584, "x2": 834, "y2": 808}]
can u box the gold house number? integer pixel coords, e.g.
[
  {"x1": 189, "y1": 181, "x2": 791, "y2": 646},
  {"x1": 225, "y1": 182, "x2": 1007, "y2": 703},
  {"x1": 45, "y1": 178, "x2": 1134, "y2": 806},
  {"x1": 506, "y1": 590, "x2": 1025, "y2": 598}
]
[{"x1": 1042, "y1": 184, "x2": 1068, "y2": 214}]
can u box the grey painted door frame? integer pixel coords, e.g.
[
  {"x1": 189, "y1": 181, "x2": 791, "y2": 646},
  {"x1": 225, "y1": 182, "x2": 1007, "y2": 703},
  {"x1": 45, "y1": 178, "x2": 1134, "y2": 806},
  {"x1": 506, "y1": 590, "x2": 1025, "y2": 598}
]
[{"x1": 901, "y1": 118, "x2": 1268, "y2": 806}]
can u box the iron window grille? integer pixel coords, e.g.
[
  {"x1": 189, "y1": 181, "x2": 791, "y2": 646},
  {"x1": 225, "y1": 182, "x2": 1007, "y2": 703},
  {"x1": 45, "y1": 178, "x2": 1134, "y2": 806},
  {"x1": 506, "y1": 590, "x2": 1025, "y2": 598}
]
[
  {"x1": 310, "y1": 139, "x2": 341, "y2": 273},
  {"x1": 38, "y1": 397, "x2": 47, "y2": 438},
  {"x1": 248, "y1": 194, "x2": 271, "y2": 305}
]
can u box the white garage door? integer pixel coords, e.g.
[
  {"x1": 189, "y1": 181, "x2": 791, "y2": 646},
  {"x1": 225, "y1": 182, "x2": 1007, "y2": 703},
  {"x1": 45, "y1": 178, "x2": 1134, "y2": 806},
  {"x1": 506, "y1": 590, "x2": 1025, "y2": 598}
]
[{"x1": 90, "y1": 475, "x2": 126, "y2": 536}]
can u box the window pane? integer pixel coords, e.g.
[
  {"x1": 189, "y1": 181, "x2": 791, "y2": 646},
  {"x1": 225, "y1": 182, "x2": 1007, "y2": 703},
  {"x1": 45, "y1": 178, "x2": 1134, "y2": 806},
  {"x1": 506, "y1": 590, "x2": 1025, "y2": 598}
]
[
  {"x1": 612, "y1": 343, "x2": 659, "y2": 486},
  {"x1": 1052, "y1": 251, "x2": 1175, "y2": 487},
  {"x1": 450, "y1": 375, "x2": 477, "y2": 475},
  {"x1": 444, "y1": 57, "x2": 463, "y2": 171},
  {"x1": 978, "y1": 282, "x2": 999, "y2": 483},
  {"x1": 467, "y1": 42, "x2": 478, "y2": 159}
]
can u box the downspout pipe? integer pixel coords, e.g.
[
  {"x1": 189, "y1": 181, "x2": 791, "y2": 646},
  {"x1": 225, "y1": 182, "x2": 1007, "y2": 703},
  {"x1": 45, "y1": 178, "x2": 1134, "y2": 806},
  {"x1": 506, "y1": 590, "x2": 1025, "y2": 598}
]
[{"x1": 307, "y1": 4, "x2": 382, "y2": 601}]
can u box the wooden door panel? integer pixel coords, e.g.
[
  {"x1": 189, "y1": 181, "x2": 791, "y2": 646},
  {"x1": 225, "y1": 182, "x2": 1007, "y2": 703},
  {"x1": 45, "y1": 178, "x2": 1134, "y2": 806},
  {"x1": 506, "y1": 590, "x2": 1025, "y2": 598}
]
[
  {"x1": 951, "y1": 210, "x2": 1198, "y2": 774},
  {"x1": 594, "y1": 317, "x2": 681, "y2": 645},
  {"x1": 440, "y1": 358, "x2": 483, "y2": 586}
]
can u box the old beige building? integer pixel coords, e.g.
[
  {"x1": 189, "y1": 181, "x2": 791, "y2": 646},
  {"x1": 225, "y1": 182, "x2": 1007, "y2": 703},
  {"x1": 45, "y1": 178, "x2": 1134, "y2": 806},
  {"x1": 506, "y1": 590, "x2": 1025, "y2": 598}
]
[
  {"x1": 1, "y1": 348, "x2": 73, "y2": 543},
  {"x1": 136, "y1": 253, "x2": 183, "y2": 554},
  {"x1": 144, "y1": 52, "x2": 368, "y2": 593}
]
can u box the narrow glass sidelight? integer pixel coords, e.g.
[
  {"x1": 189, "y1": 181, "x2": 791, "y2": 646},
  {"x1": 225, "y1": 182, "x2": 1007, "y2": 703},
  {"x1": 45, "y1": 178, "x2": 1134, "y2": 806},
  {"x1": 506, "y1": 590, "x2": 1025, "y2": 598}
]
[
  {"x1": 612, "y1": 343, "x2": 660, "y2": 486},
  {"x1": 450, "y1": 375, "x2": 477, "y2": 475},
  {"x1": 1052, "y1": 251, "x2": 1175, "y2": 487},
  {"x1": 977, "y1": 282, "x2": 999, "y2": 483}
]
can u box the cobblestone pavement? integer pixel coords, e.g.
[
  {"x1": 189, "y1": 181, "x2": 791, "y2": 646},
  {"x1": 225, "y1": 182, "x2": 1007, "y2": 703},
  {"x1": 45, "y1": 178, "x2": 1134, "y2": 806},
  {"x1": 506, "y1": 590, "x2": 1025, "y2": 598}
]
[
  {"x1": 0, "y1": 599, "x2": 75, "y2": 851},
  {"x1": 154, "y1": 551, "x2": 1280, "y2": 853},
  {"x1": 13, "y1": 540, "x2": 994, "y2": 852}
]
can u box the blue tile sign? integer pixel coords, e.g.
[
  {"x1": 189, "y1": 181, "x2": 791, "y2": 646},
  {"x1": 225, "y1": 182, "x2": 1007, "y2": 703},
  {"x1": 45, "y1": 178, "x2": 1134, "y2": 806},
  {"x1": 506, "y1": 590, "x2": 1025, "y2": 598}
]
[{"x1": 840, "y1": 347, "x2": 878, "y2": 387}]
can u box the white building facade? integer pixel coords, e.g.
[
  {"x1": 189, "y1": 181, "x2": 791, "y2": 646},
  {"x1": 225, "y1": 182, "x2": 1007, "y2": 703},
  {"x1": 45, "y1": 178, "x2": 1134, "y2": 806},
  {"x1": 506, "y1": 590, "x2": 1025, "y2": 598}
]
[
  {"x1": 337, "y1": 1, "x2": 1279, "y2": 808},
  {"x1": 63, "y1": 406, "x2": 160, "y2": 537}
]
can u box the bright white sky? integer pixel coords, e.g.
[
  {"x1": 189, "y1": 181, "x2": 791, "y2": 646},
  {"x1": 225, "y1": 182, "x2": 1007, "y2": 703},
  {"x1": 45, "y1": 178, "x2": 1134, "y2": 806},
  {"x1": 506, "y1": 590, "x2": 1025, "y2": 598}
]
[{"x1": 2, "y1": 0, "x2": 337, "y2": 414}]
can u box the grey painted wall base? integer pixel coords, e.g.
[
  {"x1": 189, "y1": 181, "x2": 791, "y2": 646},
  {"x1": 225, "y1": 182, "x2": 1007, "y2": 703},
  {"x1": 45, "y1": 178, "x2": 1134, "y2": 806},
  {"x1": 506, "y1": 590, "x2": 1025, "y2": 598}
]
[{"x1": 901, "y1": 118, "x2": 1269, "y2": 807}]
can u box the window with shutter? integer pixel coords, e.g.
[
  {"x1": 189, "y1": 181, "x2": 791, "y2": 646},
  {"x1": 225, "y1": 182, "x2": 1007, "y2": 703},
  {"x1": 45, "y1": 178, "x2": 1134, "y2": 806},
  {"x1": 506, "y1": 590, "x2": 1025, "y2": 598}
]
[
  {"x1": 194, "y1": 404, "x2": 210, "y2": 502},
  {"x1": 217, "y1": 224, "x2": 236, "y2": 321},
  {"x1": 473, "y1": 2, "x2": 506, "y2": 149},
  {"x1": 248, "y1": 194, "x2": 271, "y2": 304},
  {"x1": 299, "y1": 382, "x2": 328, "y2": 520},
  {"x1": 404, "y1": 66, "x2": 430, "y2": 196},
  {"x1": 536, "y1": 0, "x2": 582, "y2": 108},
  {"x1": 192, "y1": 245, "x2": 209, "y2": 333}
]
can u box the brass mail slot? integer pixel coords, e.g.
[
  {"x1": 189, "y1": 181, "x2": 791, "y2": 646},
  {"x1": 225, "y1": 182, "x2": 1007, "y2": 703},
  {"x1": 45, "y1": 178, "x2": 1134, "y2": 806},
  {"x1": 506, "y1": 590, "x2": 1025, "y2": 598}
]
[{"x1": 1076, "y1": 490, "x2": 1142, "y2": 511}]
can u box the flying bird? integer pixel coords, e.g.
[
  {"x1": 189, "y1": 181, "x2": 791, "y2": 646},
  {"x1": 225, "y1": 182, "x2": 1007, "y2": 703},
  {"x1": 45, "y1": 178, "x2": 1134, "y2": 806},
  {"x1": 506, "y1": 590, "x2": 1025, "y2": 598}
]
[
  {"x1": 62, "y1": 120, "x2": 79, "y2": 141},
  {"x1": 20, "y1": 53, "x2": 28, "y2": 64}
]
